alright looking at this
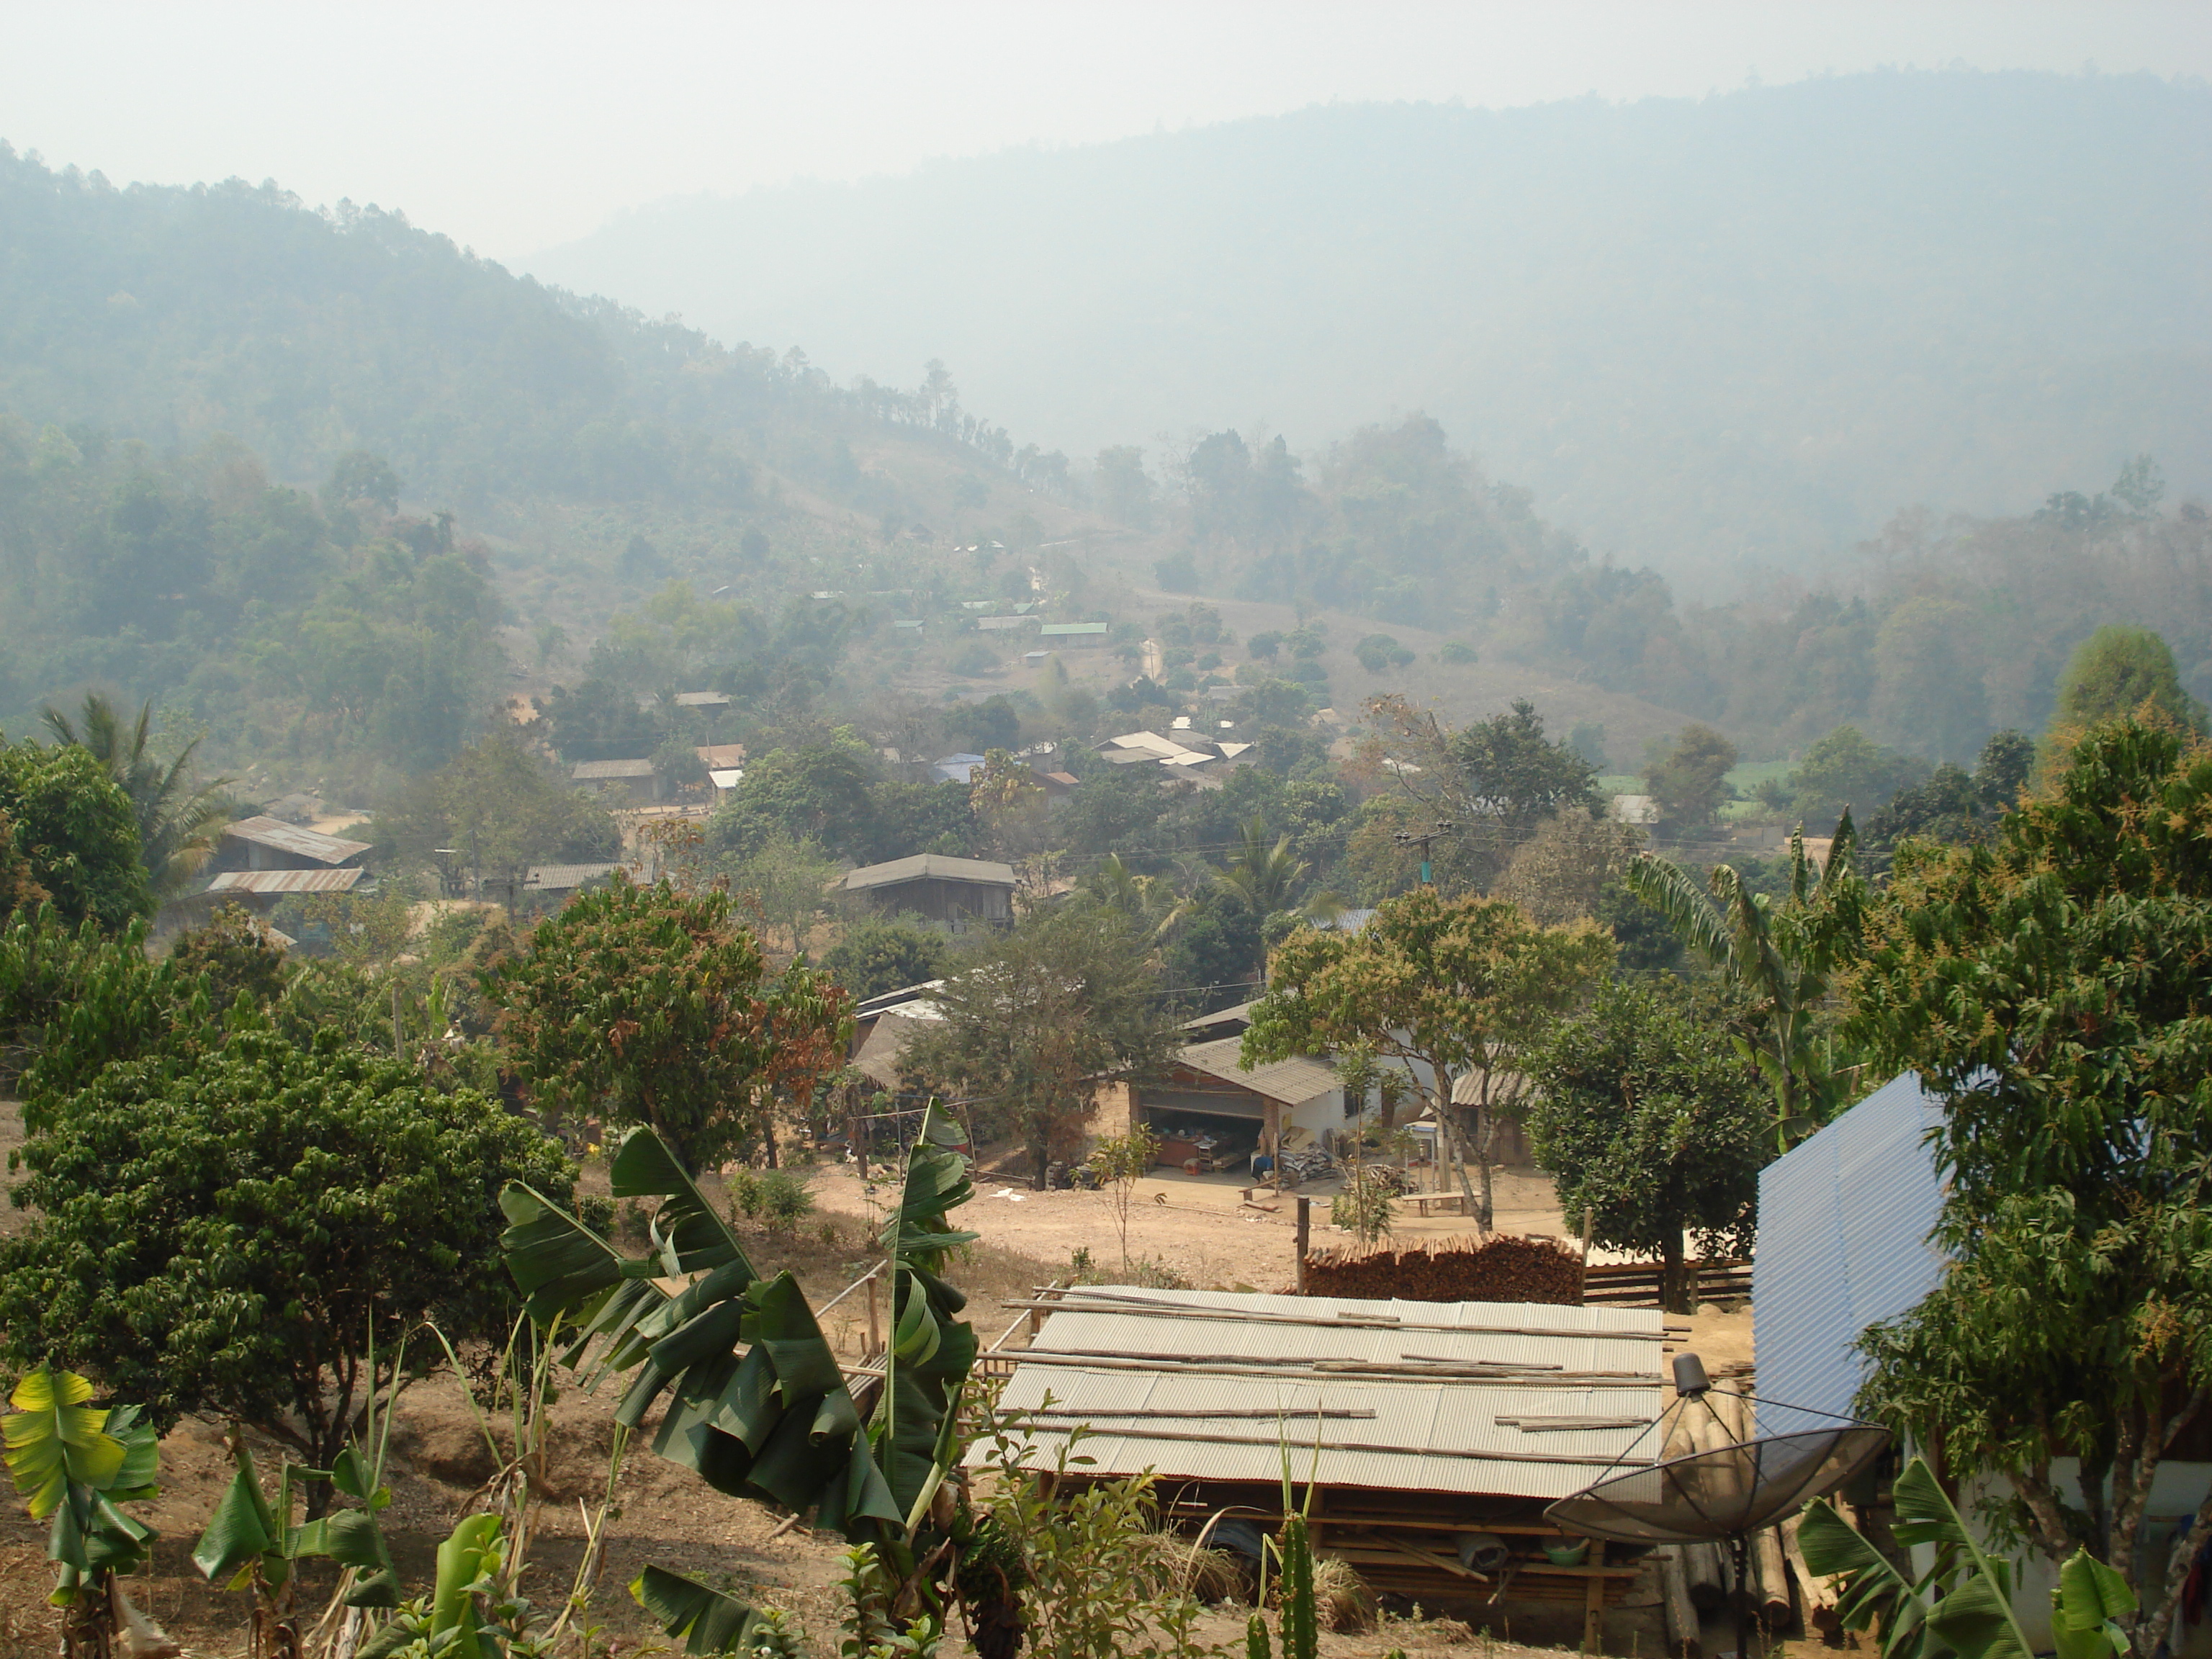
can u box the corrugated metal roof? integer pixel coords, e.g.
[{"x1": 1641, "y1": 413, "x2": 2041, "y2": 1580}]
[
  {"x1": 207, "y1": 868, "x2": 366, "y2": 894},
  {"x1": 674, "y1": 691, "x2": 730, "y2": 707},
  {"x1": 1178, "y1": 1035, "x2": 1339, "y2": 1105},
  {"x1": 1451, "y1": 1071, "x2": 1534, "y2": 1106},
  {"x1": 1040, "y1": 622, "x2": 1109, "y2": 637},
  {"x1": 843, "y1": 854, "x2": 1017, "y2": 891},
  {"x1": 526, "y1": 863, "x2": 624, "y2": 891},
  {"x1": 974, "y1": 1287, "x2": 1664, "y2": 1498},
  {"x1": 1753, "y1": 1071, "x2": 1948, "y2": 1426},
  {"x1": 570, "y1": 759, "x2": 655, "y2": 780},
  {"x1": 222, "y1": 816, "x2": 371, "y2": 864},
  {"x1": 853, "y1": 1011, "x2": 940, "y2": 1088}
]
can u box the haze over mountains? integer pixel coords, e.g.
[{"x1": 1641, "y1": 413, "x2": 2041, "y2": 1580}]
[{"x1": 529, "y1": 70, "x2": 2212, "y2": 585}]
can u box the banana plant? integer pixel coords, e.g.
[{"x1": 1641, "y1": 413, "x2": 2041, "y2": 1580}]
[
  {"x1": 498, "y1": 1102, "x2": 980, "y2": 1653},
  {"x1": 192, "y1": 1437, "x2": 403, "y2": 1631},
  {"x1": 1799, "y1": 1455, "x2": 2137, "y2": 1659},
  {"x1": 1, "y1": 1363, "x2": 164, "y2": 1655},
  {"x1": 1625, "y1": 813, "x2": 1866, "y2": 1148}
]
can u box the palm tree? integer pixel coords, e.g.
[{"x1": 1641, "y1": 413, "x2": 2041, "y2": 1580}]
[
  {"x1": 41, "y1": 694, "x2": 233, "y2": 900},
  {"x1": 1215, "y1": 817, "x2": 1345, "y2": 986},
  {"x1": 1625, "y1": 813, "x2": 1866, "y2": 1150}
]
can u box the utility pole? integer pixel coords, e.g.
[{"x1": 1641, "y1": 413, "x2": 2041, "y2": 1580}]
[{"x1": 1393, "y1": 822, "x2": 1456, "y2": 886}]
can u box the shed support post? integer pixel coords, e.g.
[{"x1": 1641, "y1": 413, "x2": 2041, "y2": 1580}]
[
  {"x1": 1583, "y1": 1538, "x2": 1607, "y2": 1655},
  {"x1": 1295, "y1": 1197, "x2": 1310, "y2": 1294}
]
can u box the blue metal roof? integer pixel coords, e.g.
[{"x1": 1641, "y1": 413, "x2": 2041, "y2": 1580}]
[{"x1": 1752, "y1": 1071, "x2": 1948, "y2": 1429}]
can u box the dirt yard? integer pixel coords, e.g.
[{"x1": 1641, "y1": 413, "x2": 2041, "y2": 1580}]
[{"x1": 0, "y1": 1111, "x2": 1753, "y2": 1658}]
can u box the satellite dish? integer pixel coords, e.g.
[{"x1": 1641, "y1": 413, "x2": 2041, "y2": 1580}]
[{"x1": 1544, "y1": 1353, "x2": 1889, "y2": 1659}]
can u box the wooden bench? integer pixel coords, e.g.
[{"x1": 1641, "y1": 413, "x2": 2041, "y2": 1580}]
[{"x1": 1406, "y1": 1191, "x2": 1468, "y2": 1217}]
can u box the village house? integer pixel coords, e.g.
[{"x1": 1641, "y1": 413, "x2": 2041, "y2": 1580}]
[
  {"x1": 570, "y1": 757, "x2": 662, "y2": 806},
  {"x1": 841, "y1": 853, "x2": 1017, "y2": 929}
]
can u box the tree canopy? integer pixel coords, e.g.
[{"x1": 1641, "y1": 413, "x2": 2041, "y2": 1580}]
[
  {"x1": 898, "y1": 902, "x2": 1181, "y2": 1188},
  {"x1": 0, "y1": 739, "x2": 151, "y2": 932},
  {"x1": 1846, "y1": 716, "x2": 2212, "y2": 1650},
  {"x1": 0, "y1": 1028, "x2": 570, "y2": 1485},
  {"x1": 1527, "y1": 980, "x2": 1768, "y2": 1311},
  {"x1": 485, "y1": 875, "x2": 848, "y2": 1172},
  {"x1": 1246, "y1": 887, "x2": 1612, "y2": 1228}
]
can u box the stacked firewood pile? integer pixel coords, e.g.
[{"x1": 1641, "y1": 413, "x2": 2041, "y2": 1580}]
[{"x1": 1300, "y1": 1233, "x2": 1583, "y2": 1303}]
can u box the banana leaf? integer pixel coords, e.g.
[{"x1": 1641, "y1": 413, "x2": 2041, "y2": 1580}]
[
  {"x1": 191, "y1": 1442, "x2": 283, "y2": 1589},
  {"x1": 1797, "y1": 1456, "x2": 2114, "y2": 1659},
  {"x1": 6, "y1": 1368, "x2": 163, "y2": 1602},
  {"x1": 633, "y1": 1563, "x2": 766, "y2": 1655},
  {"x1": 2052, "y1": 1551, "x2": 2136, "y2": 1659},
  {"x1": 4, "y1": 1364, "x2": 127, "y2": 1518},
  {"x1": 495, "y1": 1107, "x2": 976, "y2": 1550}
]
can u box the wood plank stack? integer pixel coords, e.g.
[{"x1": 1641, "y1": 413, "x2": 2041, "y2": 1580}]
[
  {"x1": 1581, "y1": 1259, "x2": 1753, "y2": 1308},
  {"x1": 1301, "y1": 1233, "x2": 1583, "y2": 1304}
]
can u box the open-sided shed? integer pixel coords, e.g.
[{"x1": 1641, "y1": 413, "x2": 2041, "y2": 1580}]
[{"x1": 974, "y1": 1285, "x2": 1668, "y2": 1635}]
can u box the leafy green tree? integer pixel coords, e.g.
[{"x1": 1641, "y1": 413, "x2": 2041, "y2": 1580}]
[
  {"x1": 0, "y1": 739, "x2": 151, "y2": 931},
  {"x1": 0, "y1": 807, "x2": 42, "y2": 923},
  {"x1": 1783, "y1": 725, "x2": 1925, "y2": 833},
  {"x1": 1870, "y1": 596, "x2": 1988, "y2": 763},
  {"x1": 899, "y1": 902, "x2": 1181, "y2": 1188},
  {"x1": 166, "y1": 904, "x2": 288, "y2": 1017},
  {"x1": 539, "y1": 676, "x2": 662, "y2": 763},
  {"x1": 821, "y1": 919, "x2": 950, "y2": 1000},
  {"x1": 1627, "y1": 822, "x2": 1868, "y2": 1148},
  {"x1": 1645, "y1": 723, "x2": 1738, "y2": 830},
  {"x1": 370, "y1": 729, "x2": 620, "y2": 897},
  {"x1": 2051, "y1": 624, "x2": 2205, "y2": 732},
  {"x1": 1864, "y1": 730, "x2": 2033, "y2": 863},
  {"x1": 1527, "y1": 980, "x2": 1768, "y2": 1310},
  {"x1": 322, "y1": 450, "x2": 402, "y2": 514},
  {"x1": 1845, "y1": 717, "x2": 2212, "y2": 1652},
  {"x1": 40, "y1": 694, "x2": 231, "y2": 900},
  {"x1": 1367, "y1": 695, "x2": 1602, "y2": 889},
  {"x1": 1095, "y1": 445, "x2": 1153, "y2": 529},
  {"x1": 652, "y1": 732, "x2": 711, "y2": 796},
  {"x1": 1353, "y1": 634, "x2": 1414, "y2": 673},
  {"x1": 1246, "y1": 888, "x2": 1613, "y2": 1229},
  {"x1": 0, "y1": 1030, "x2": 569, "y2": 1495},
  {"x1": 707, "y1": 740, "x2": 877, "y2": 861},
  {"x1": 486, "y1": 875, "x2": 848, "y2": 1172}
]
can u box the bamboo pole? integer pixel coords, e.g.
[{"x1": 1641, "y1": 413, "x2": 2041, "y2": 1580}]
[
  {"x1": 999, "y1": 1295, "x2": 1672, "y2": 1341},
  {"x1": 1659, "y1": 1547, "x2": 1701, "y2": 1658}
]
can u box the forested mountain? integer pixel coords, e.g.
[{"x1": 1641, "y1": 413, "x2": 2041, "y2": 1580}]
[
  {"x1": 0, "y1": 145, "x2": 1112, "y2": 788},
  {"x1": 529, "y1": 71, "x2": 2212, "y2": 583},
  {"x1": 0, "y1": 143, "x2": 1047, "y2": 531}
]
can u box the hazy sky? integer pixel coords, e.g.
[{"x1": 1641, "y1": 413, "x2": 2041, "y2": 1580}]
[{"x1": 4, "y1": 1, "x2": 2208, "y2": 260}]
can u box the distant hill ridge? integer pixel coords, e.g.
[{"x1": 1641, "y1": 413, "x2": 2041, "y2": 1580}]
[{"x1": 527, "y1": 70, "x2": 2212, "y2": 583}]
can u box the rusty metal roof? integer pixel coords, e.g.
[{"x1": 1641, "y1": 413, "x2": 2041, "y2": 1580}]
[
  {"x1": 972, "y1": 1287, "x2": 1665, "y2": 1498},
  {"x1": 1177, "y1": 1035, "x2": 1339, "y2": 1105},
  {"x1": 207, "y1": 868, "x2": 366, "y2": 894},
  {"x1": 221, "y1": 816, "x2": 371, "y2": 865}
]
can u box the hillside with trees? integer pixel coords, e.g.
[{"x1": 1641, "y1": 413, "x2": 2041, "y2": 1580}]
[{"x1": 529, "y1": 71, "x2": 2212, "y2": 583}]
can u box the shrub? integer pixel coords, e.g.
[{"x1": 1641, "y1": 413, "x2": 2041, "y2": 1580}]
[{"x1": 0, "y1": 1028, "x2": 571, "y2": 1480}]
